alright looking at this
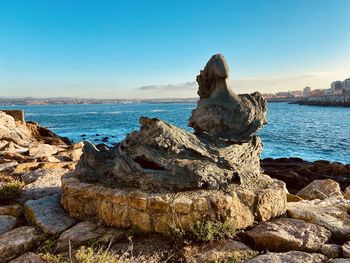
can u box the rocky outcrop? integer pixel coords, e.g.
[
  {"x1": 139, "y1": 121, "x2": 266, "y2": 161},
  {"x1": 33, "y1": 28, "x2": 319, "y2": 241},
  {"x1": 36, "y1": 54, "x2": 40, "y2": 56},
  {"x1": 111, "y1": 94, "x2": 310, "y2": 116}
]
[
  {"x1": 189, "y1": 54, "x2": 266, "y2": 140},
  {"x1": 245, "y1": 218, "x2": 331, "y2": 252}
]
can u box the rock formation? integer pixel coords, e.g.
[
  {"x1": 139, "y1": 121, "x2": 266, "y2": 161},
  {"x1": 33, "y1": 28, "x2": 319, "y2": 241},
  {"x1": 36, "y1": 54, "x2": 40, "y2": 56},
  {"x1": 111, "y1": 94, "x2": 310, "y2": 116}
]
[
  {"x1": 189, "y1": 53, "x2": 267, "y2": 140},
  {"x1": 63, "y1": 54, "x2": 287, "y2": 235}
]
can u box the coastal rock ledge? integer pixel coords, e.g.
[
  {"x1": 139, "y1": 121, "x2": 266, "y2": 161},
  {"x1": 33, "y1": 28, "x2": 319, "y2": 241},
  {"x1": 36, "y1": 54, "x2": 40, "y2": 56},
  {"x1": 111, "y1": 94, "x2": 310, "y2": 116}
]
[{"x1": 61, "y1": 53, "x2": 287, "y2": 234}]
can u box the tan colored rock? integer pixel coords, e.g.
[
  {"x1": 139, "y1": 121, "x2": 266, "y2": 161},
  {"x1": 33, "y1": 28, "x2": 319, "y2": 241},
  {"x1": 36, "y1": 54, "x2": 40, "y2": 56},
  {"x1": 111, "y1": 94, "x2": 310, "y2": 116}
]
[
  {"x1": 28, "y1": 144, "x2": 57, "y2": 158},
  {"x1": 246, "y1": 218, "x2": 331, "y2": 252},
  {"x1": 244, "y1": 251, "x2": 328, "y2": 263},
  {"x1": 56, "y1": 221, "x2": 125, "y2": 252},
  {"x1": 287, "y1": 193, "x2": 303, "y2": 202},
  {"x1": 0, "y1": 215, "x2": 18, "y2": 235},
  {"x1": 0, "y1": 204, "x2": 23, "y2": 217},
  {"x1": 182, "y1": 240, "x2": 257, "y2": 263},
  {"x1": 297, "y1": 179, "x2": 342, "y2": 200},
  {"x1": 14, "y1": 162, "x2": 40, "y2": 173},
  {"x1": 0, "y1": 226, "x2": 43, "y2": 261},
  {"x1": 9, "y1": 252, "x2": 47, "y2": 263},
  {"x1": 287, "y1": 198, "x2": 350, "y2": 239},
  {"x1": 24, "y1": 194, "x2": 75, "y2": 235},
  {"x1": 0, "y1": 161, "x2": 18, "y2": 172}
]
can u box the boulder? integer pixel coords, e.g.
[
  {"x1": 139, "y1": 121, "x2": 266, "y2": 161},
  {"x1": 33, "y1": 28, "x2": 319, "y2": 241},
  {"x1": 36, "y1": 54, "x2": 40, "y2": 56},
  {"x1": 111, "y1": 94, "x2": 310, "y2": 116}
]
[
  {"x1": 77, "y1": 118, "x2": 263, "y2": 191},
  {"x1": 0, "y1": 112, "x2": 32, "y2": 147},
  {"x1": 287, "y1": 198, "x2": 350, "y2": 240},
  {"x1": 297, "y1": 179, "x2": 342, "y2": 200},
  {"x1": 22, "y1": 169, "x2": 68, "y2": 200},
  {"x1": 0, "y1": 226, "x2": 43, "y2": 261},
  {"x1": 24, "y1": 194, "x2": 75, "y2": 235},
  {"x1": 28, "y1": 144, "x2": 57, "y2": 158},
  {"x1": 245, "y1": 218, "x2": 331, "y2": 252},
  {"x1": 318, "y1": 244, "x2": 341, "y2": 258},
  {"x1": 182, "y1": 240, "x2": 257, "y2": 263},
  {"x1": 342, "y1": 241, "x2": 350, "y2": 258},
  {"x1": 0, "y1": 215, "x2": 18, "y2": 234},
  {"x1": 56, "y1": 221, "x2": 126, "y2": 251},
  {"x1": 9, "y1": 252, "x2": 47, "y2": 263},
  {"x1": 188, "y1": 54, "x2": 266, "y2": 140},
  {"x1": 244, "y1": 251, "x2": 328, "y2": 263}
]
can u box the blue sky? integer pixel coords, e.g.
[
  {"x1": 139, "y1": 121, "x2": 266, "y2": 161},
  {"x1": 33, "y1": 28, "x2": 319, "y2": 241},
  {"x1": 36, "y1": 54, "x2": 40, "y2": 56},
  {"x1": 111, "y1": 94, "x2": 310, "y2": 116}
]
[{"x1": 0, "y1": 0, "x2": 349, "y2": 99}]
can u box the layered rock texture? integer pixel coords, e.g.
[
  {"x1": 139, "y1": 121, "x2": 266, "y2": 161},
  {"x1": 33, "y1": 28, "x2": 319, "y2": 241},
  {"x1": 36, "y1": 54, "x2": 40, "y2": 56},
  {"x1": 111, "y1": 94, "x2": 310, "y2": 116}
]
[{"x1": 62, "y1": 54, "x2": 287, "y2": 235}]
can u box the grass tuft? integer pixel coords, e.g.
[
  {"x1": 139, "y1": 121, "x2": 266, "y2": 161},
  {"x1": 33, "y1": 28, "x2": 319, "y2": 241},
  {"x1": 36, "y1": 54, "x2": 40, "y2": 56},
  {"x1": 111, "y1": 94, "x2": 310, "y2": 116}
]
[{"x1": 0, "y1": 179, "x2": 24, "y2": 204}]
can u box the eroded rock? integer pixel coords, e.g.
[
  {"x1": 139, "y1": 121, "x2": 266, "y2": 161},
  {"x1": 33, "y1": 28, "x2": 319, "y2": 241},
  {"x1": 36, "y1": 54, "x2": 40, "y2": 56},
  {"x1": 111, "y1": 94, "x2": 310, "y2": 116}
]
[{"x1": 189, "y1": 54, "x2": 266, "y2": 140}]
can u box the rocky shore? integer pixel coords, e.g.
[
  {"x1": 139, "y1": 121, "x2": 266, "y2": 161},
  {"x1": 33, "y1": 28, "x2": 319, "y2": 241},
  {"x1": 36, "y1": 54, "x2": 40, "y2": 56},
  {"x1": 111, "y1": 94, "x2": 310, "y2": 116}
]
[{"x1": 1, "y1": 55, "x2": 350, "y2": 263}]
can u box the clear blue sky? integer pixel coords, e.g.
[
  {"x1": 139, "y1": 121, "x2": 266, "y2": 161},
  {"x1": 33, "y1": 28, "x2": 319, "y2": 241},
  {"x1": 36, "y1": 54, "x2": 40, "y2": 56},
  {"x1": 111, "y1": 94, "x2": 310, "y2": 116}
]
[{"x1": 0, "y1": 0, "x2": 349, "y2": 98}]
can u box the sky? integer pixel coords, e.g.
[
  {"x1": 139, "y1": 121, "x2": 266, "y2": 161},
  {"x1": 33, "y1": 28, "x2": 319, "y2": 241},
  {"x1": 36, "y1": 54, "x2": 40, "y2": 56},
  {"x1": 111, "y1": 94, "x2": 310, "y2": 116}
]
[{"x1": 0, "y1": 0, "x2": 349, "y2": 99}]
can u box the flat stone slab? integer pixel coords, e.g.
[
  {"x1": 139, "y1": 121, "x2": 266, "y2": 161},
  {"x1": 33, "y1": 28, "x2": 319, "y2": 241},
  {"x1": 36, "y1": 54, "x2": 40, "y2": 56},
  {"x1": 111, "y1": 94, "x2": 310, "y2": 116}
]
[
  {"x1": 246, "y1": 218, "x2": 332, "y2": 252},
  {"x1": 24, "y1": 194, "x2": 75, "y2": 235},
  {"x1": 287, "y1": 197, "x2": 350, "y2": 240},
  {"x1": 0, "y1": 226, "x2": 43, "y2": 261},
  {"x1": 245, "y1": 251, "x2": 328, "y2": 263},
  {"x1": 0, "y1": 215, "x2": 18, "y2": 235},
  {"x1": 22, "y1": 169, "x2": 68, "y2": 200},
  {"x1": 56, "y1": 221, "x2": 126, "y2": 251},
  {"x1": 9, "y1": 252, "x2": 47, "y2": 263},
  {"x1": 61, "y1": 172, "x2": 286, "y2": 234}
]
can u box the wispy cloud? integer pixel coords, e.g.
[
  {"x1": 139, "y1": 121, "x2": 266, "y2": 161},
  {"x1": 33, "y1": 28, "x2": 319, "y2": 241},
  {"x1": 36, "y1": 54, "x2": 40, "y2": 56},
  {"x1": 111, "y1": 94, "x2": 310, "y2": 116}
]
[{"x1": 138, "y1": 81, "x2": 197, "y2": 91}]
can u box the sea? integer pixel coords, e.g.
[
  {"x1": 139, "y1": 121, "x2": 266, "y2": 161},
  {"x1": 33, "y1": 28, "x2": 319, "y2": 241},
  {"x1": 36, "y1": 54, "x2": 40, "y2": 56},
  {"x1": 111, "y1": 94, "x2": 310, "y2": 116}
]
[{"x1": 2, "y1": 102, "x2": 349, "y2": 164}]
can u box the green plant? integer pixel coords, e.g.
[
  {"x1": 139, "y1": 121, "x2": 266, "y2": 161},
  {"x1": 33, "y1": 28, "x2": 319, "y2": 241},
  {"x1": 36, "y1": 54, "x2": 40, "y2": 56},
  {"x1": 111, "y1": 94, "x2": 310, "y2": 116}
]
[
  {"x1": 39, "y1": 252, "x2": 66, "y2": 263},
  {"x1": 170, "y1": 217, "x2": 237, "y2": 243},
  {"x1": 0, "y1": 179, "x2": 24, "y2": 204}
]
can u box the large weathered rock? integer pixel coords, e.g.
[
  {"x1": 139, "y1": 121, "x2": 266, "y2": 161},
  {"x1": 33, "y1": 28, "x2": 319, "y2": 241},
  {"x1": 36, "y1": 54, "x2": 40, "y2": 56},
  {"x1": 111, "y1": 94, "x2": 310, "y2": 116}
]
[
  {"x1": 244, "y1": 251, "x2": 328, "y2": 263},
  {"x1": 28, "y1": 144, "x2": 57, "y2": 158},
  {"x1": 24, "y1": 194, "x2": 75, "y2": 235},
  {"x1": 297, "y1": 179, "x2": 343, "y2": 200},
  {"x1": 77, "y1": 117, "x2": 263, "y2": 191},
  {"x1": 0, "y1": 215, "x2": 18, "y2": 235},
  {"x1": 287, "y1": 198, "x2": 350, "y2": 240},
  {"x1": 246, "y1": 218, "x2": 331, "y2": 252},
  {"x1": 182, "y1": 240, "x2": 257, "y2": 263},
  {"x1": 56, "y1": 221, "x2": 125, "y2": 251},
  {"x1": 188, "y1": 54, "x2": 266, "y2": 140},
  {"x1": 22, "y1": 169, "x2": 68, "y2": 200},
  {"x1": 0, "y1": 226, "x2": 43, "y2": 261},
  {"x1": 62, "y1": 172, "x2": 286, "y2": 234}
]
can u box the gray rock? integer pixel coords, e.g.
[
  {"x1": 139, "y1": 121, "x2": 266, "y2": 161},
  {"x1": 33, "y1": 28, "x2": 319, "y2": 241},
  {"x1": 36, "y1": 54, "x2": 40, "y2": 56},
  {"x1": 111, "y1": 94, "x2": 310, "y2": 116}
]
[
  {"x1": 0, "y1": 215, "x2": 17, "y2": 234},
  {"x1": 22, "y1": 169, "x2": 68, "y2": 200},
  {"x1": 77, "y1": 117, "x2": 262, "y2": 191},
  {"x1": 246, "y1": 218, "x2": 332, "y2": 252},
  {"x1": 244, "y1": 251, "x2": 328, "y2": 263},
  {"x1": 56, "y1": 221, "x2": 125, "y2": 251},
  {"x1": 24, "y1": 194, "x2": 75, "y2": 235},
  {"x1": 287, "y1": 198, "x2": 350, "y2": 240},
  {"x1": 189, "y1": 54, "x2": 266, "y2": 140},
  {"x1": 9, "y1": 252, "x2": 47, "y2": 263},
  {"x1": 329, "y1": 259, "x2": 350, "y2": 263},
  {"x1": 0, "y1": 226, "x2": 43, "y2": 261}
]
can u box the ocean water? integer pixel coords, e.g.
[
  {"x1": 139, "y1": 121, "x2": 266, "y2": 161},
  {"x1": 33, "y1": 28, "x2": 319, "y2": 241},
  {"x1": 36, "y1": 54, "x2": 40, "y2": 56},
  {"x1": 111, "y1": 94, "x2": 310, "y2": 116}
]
[{"x1": 2, "y1": 102, "x2": 349, "y2": 164}]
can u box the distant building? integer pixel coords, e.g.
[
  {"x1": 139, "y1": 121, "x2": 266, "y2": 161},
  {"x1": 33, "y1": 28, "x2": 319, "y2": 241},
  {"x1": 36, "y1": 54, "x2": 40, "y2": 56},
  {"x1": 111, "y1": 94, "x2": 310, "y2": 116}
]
[
  {"x1": 331, "y1": 81, "x2": 342, "y2": 95},
  {"x1": 342, "y1": 78, "x2": 350, "y2": 93},
  {"x1": 303, "y1": 86, "x2": 311, "y2": 97}
]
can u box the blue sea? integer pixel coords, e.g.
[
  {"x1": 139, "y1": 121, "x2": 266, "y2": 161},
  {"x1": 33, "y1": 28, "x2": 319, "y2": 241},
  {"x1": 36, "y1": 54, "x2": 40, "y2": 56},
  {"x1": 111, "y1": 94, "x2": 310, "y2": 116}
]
[{"x1": 2, "y1": 102, "x2": 349, "y2": 164}]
